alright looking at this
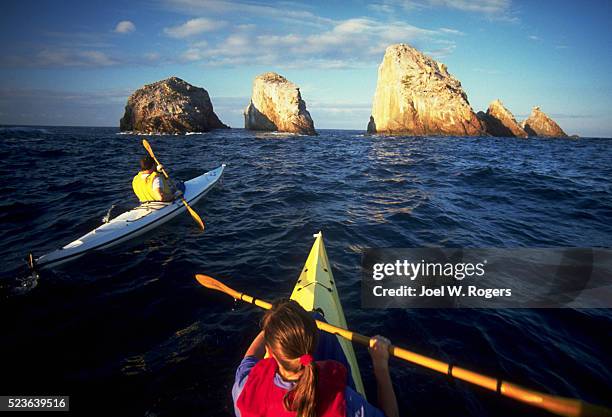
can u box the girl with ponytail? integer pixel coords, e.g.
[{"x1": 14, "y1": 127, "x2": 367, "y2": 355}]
[{"x1": 232, "y1": 299, "x2": 399, "y2": 417}]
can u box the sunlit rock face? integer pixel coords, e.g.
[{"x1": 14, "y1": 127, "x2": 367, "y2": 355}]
[
  {"x1": 120, "y1": 77, "x2": 228, "y2": 134},
  {"x1": 521, "y1": 106, "x2": 567, "y2": 137},
  {"x1": 367, "y1": 44, "x2": 483, "y2": 136},
  {"x1": 477, "y1": 99, "x2": 528, "y2": 138},
  {"x1": 244, "y1": 72, "x2": 316, "y2": 135}
]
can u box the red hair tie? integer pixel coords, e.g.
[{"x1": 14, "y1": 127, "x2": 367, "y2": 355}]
[{"x1": 299, "y1": 354, "x2": 313, "y2": 366}]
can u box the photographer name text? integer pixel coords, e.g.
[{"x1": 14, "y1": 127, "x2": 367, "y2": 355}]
[{"x1": 372, "y1": 285, "x2": 511, "y2": 298}]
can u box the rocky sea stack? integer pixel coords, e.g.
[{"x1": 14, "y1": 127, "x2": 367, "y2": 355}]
[
  {"x1": 120, "y1": 77, "x2": 228, "y2": 134},
  {"x1": 367, "y1": 44, "x2": 483, "y2": 136},
  {"x1": 244, "y1": 72, "x2": 316, "y2": 135},
  {"x1": 477, "y1": 99, "x2": 527, "y2": 138},
  {"x1": 521, "y1": 107, "x2": 567, "y2": 137}
]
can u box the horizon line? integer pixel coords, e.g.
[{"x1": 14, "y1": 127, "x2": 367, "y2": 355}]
[{"x1": 1, "y1": 123, "x2": 609, "y2": 139}]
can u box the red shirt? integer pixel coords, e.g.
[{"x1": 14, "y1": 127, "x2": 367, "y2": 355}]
[{"x1": 237, "y1": 358, "x2": 347, "y2": 417}]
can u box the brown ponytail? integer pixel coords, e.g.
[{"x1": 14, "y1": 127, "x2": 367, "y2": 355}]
[{"x1": 262, "y1": 299, "x2": 319, "y2": 417}]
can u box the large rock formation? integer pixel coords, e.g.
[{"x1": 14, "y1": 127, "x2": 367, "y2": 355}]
[
  {"x1": 367, "y1": 44, "x2": 483, "y2": 136},
  {"x1": 477, "y1": 99, "x2": 527, "y2": 138},
  {"x1": 521, "y1": 107, "x2": 567, "y2": 137},
  {"x1": 120, "y1": 77, "x2": 228, "y2": 134},
  {"x1": 244, "y1": 72, "x2": 316, "y2": 135}
]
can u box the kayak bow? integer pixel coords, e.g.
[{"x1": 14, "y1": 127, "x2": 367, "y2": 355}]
[{"x1": 290, "y1": 231, "x2": 366, "y2": 396}]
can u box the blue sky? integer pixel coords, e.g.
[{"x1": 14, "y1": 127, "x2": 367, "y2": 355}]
[{"x1": 0, "y1": 0, "x2": 611, "y2": 136}]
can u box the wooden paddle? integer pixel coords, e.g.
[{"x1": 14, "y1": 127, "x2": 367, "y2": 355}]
[
  {"x1": 142, "y1": 139, "x2": 204, "y2": 231},
  {"x1": 194, "y1": 274, "x2": 611, "y2": 417}
]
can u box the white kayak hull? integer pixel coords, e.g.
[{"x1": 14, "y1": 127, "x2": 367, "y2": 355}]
[{"x1": 35, "y1": 164, "x2": 226, "y2": 269}]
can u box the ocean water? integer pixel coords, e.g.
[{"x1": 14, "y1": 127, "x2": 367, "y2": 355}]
[{"x1": 0, "y1": 126, "x2": 610, "y2": 416}]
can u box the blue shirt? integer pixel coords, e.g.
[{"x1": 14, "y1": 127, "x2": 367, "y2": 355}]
[{"x1": 232, "y1": 356, "x2": 385, "y2": 417}]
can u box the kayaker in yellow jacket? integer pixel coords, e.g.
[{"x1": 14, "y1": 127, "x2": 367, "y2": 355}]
[{"x1": 132, "y1": 155, "x2": 175, "y2": 202}]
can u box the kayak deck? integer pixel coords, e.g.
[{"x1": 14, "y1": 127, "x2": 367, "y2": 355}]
[{"x1": 290, "y1": 232, "x2": 366, "y2": 396}]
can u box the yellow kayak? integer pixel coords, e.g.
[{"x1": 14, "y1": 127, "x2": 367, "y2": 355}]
[{"x1": 289, "y1": 232, "x2": 366, "y2": 396}]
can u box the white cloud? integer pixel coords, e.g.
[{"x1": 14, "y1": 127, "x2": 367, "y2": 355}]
[
  {"x1": 114, "y1": 20, "x2": 136, "y2": 34},
  {"x1": 439, "y1": 27, "x2": 464, "y2": 35},
  {"x1": 164, "y1": 17, "x2": 226, "y2": 38},
  {"x1": 427, "y1": 0, "x2": 511, "y2": 14},
  {"x1": 256, "y1": 34, "x2": 302, "y2": 47},
  {"x1": 3, "y1": 2, "x2": 468, "y2": 71},
  {"x1": 160, "y1": 0, "x2": 334, "y2": 27},
  {"x1": 297, "y1": 18, "x2": 437, "y2": 59},
  {"x1": 182, "y1": 47, "x2": 207, "y2": 61},
  {"x1": 528, "y1": 35, "x2": 541, "y2": 41},
  {"x1": 179, "y1": 14, "x2": 465, "y2": 69},
  {"x1": 367, "y1": 3, "x2": 395, "y2": 14},
  {"x1": 425, "y1": 44, "x2": 456, "y2": 58},
  {"x1": 158, "y1": 0, "x2": 478, "y2": 68},
  {"x1": 30, "y1": 49, "x2": 118, "y2": 67},
  {"x1": 177, "y1": 17, "x2": 451, "y2": 68},
  {"x1": 1, "y1": 46, "x2": 158, "y2": 68},
  {"x1": 144, "y1": 52, "x2": 161, "y2": 61},
  {"x1": 392, "y1": 0, "x2": 518, "y2": 21},
  {"x1": 79, "y1": 50, "x2": 117, "y2": 65},
  {"x1": 224, "y1": 33, "x2": 250, "y2": 49},
  {"x1": 189, "y1": 40, "x2": 210, "y2": 48},
  {"x1": 236, "y1": 23, "x2": 256, "y2": 31}
]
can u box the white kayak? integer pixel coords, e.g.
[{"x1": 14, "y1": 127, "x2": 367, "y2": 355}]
[{"x1": 32, "y1": 164, "x2": 226, "y2": 270}]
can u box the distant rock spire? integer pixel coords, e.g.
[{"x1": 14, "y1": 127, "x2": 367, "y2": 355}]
[
  {"x1": 477, "y1": 99, "x2": 527, "y2": 137},
  {"x1": 244, "y1": 72, "x2": 316, "y2": 135},
  {"x1": 120, "y1": 77, "x2": 228, "y2": 134},
  {"x1": 367, "y1": 43, "x2": 483, "y2": 136},
  {"x1": 521, "y1": 106, "x2": 567, "y2": 137}
]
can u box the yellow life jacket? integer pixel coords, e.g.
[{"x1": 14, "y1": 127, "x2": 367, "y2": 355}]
[{"x1": 132, "y1": 171, "x2": 171, "y2": 202}]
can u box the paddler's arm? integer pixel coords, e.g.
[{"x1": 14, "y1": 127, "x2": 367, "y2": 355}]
[
  {"x1": 152, "y1": 176, "x2": 174, "y2": 201},
  {"x1": 233, "y1": 333, "x2": 265, "y2": 416},
  {"x1": 370, "y1": 335, "x2": 399, "y2": 417},
  {"x1": 244, "y1": 330, "x2": 266, "y2": 359},
  {"x1": 149, "y1": 175, "x2": 165, "y2": 201}
]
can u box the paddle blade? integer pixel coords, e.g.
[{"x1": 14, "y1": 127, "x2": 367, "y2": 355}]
[
  {"x1": 195, "y1": 274, "x2": 273, "y2": 310},
  {"x1": 142, "y1": 139, "x2": 164, "y2": 167},
  {"x1": 195, "y1": 274, "x2": 240, "y2": 298},
  {"x1": 182, "y1": 198, "x2": 205, "y2": 231},
  {"x1": 142, "y1": 139, "x2": 154, "y2": 158}
]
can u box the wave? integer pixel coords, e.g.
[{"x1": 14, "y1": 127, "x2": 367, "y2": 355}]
[
  {"x1": 116, "y1": 131, "x2": 208, "y2": 136},
  {"x1": 116, "y1": 131, "x2": 181, "y2": 136},
  {"x1": 255, "y1": 131, "x2": 307, "y2": 137},
  {"x1": 0, "y1": 126, "x2": 51, "y2": 134},
  {"x1": 48, "y1": 179, "x2": 85, "y2": 192}
]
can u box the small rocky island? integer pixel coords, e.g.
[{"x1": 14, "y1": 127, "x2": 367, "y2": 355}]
[
  {"x1": 367, "y1": 44, "x2": 483, "y2": 136},
  {"x1": 120, "y1": 77, "x2": 228, "y2": 134},
  {"x1": 477, "y1": 99, "x2": 527, "y2": 138},
  {"x1": 522, "y1": 106, "x2": 567, "y2": 137},
  {"x1": 244, "y1": 72, "x2": 316, "y2": 135}
]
